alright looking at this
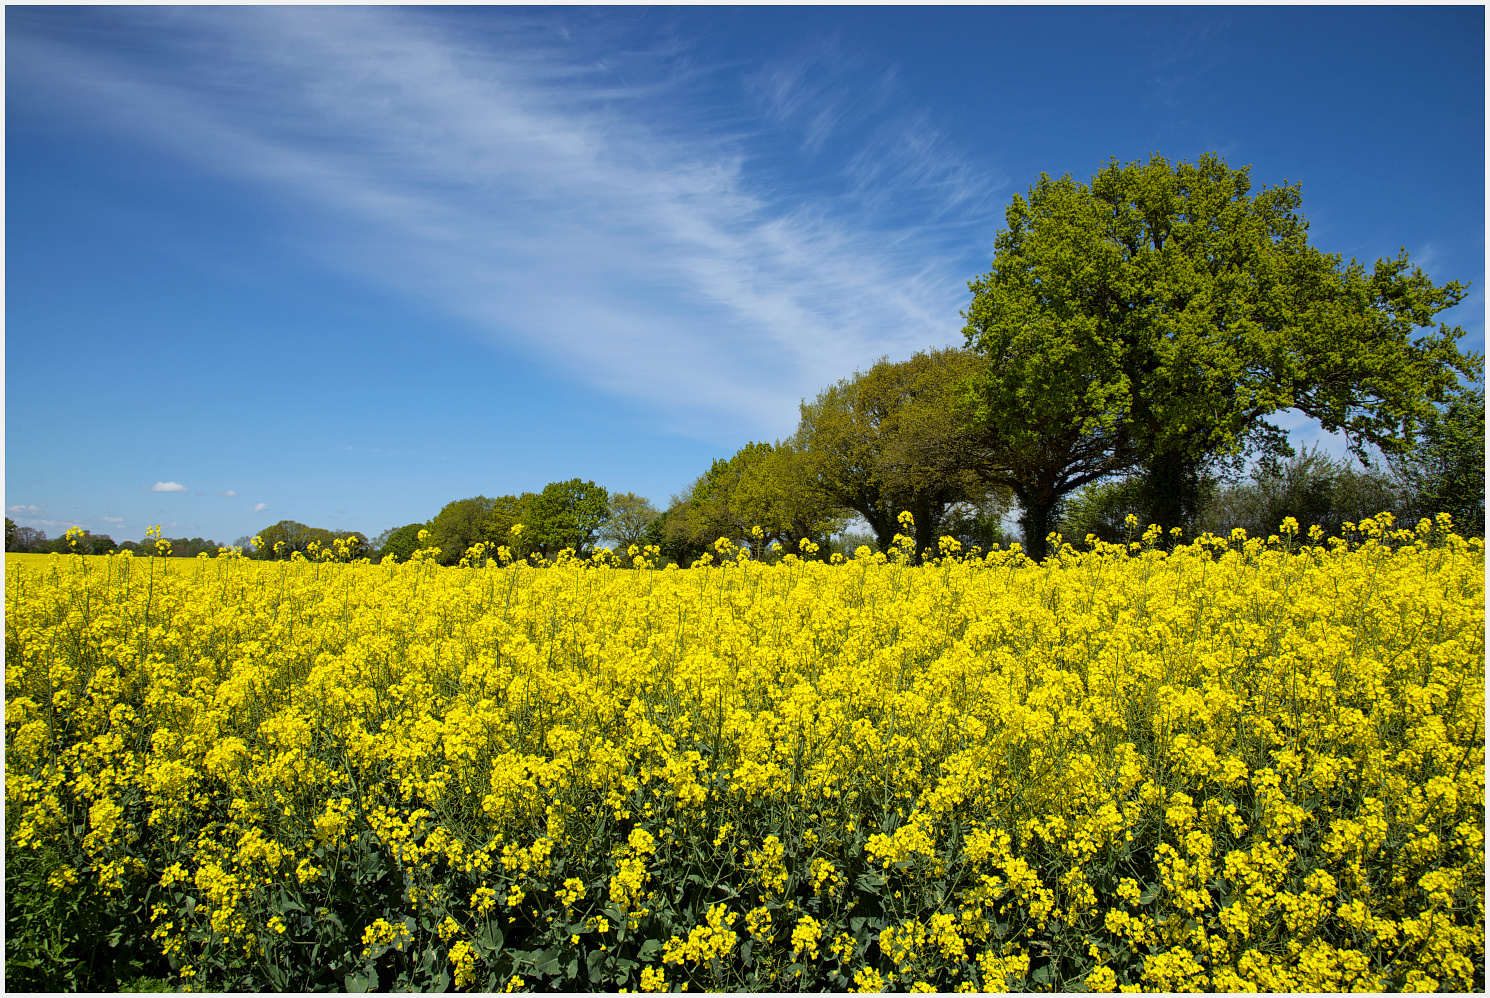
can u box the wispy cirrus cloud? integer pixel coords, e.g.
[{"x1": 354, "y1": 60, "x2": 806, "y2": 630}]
[
  {"x1": 746, "y1": 34, "x2": 898, "y2": 158},
  {"x1": 10, "y1": 7, "x2": 1005, "y2": 441}
]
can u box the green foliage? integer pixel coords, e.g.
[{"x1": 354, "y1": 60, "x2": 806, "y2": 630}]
[
  {"x1": 796, "y1": 348, "x2": 1008, "y2": 560},
  {"x1": 5, "y1": 836, "x2": 170, "y2": 991},
  {"x1": 1388, "y1": 381, "x2": 1486, "y2": 536},
  {"x1": 964, "y1": 152, "x2": 1481, "y2": 556},
  {"x1": 683, "y1": 441, "x2": 776, "y2": 550},
  {"x1": 249, "y1": 521, "x2": 365, "y2": 562},
  {"x1": 5, "y1": 525, "x2": 119, "y2": 555},
  {"x1": 254, "y1": 521, "x2": 321, "y2": 560},
  {"x1": 1058, "y1": 440, "x2": 1478, "y2": 547},
  {"x1": 681, "y1": 442, "x2": 843, "y2": 560},
  {"x1": 937, "y1": 499, "x2": 1016, "y2": 553},
  {"x1": 827, "y1": 527, "x2": 879, "y2": 559},
  {"x1": 479, "y1": 494, "x2": 537, "y2": 554},
  {"x1": 150, "y1": 536, "x2": 215, "y2": 558},
  {"x1": 6, "y1": 523, "x2": 48, "y2": 553},
  {"x1": 1198, "y1": 447, "x2": 1405, "y2": 541},
  {"x1": 253, "y1": 520, "x2": 313, "y2": 559},
  {"x1": 430, "y1": 497, "x2": 498, "y2": 566},
  {"x1": 374, "y1": 523, "x2": 428, "y2": 564},
  {"x1": 601, "y1": 492, "x2": 662, "y2": 556},
  {"x1": 1055, "y1": 478, "x2": 1147, "y2": 546},
  {"x1": 522, "y1": 479, "x2": 610, "y2": 559},
  {"x1": 52, "y1": 530, "x2": 121, "y2": 555},
  {"x1": 647, "y1": 501, "x2": 708, "y2": 568}
]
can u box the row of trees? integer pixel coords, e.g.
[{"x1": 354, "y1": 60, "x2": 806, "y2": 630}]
[
  {"x1": 649, "y1": 153, "x2": 1483, "y2": 562},
  {"x1": 372, "y1": 480, "x2": 632, "y2": 567},
  {"x1": 5, "y1": 522, "x2": 119, "y2": 555},
  {"x1": 240, "y1": 521, "x2": 369, "y2": 561},
  {"x1": 3, "y1": 522, "x2": 230, "y2": 558},
  {"x1": 363, "y1": 486, "x2": 705, "y2": 569},
  {"x1": 1059, "y1": 435, "x2": 1484, "y2": 547},
  {"x1": 654, "y1": 355, "x2": 1017, "y2": 564}
]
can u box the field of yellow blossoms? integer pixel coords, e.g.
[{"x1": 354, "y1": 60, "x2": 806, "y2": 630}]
[{"x1": 5, "y1": 514, "x2": 1484, "y2": 992}]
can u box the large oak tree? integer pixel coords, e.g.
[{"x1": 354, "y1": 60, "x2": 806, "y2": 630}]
[{"x1": 963, "y1": 153, "x2": 1480, "y2": 559}]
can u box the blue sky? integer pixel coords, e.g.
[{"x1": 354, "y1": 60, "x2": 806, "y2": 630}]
[{"x1": 7, "y1": 6, "x2": 1484, "y2": 545}]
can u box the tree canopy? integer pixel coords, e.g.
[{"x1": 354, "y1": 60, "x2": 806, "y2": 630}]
[
  {"x1": 479, "y1": 494, "x2": 535, "y2": 553},
  {"x1": 796, "y1": 347, "x2": 1008, "y2": 559},
  {"x1": 4, "y1": 522, "x2": 119, "y2": 555},
  {"x1": 252, "y1": 520, "x2": 365, "y2": 561},
  {"x1": 1386, "y1": 380, "x2": 1486, "y2": 534},
  {"x1": 678, "y1": 442, "x2": 843, "y2": 558},
  {"x1": 103, "y1": 154, "x2": 1477, "y2": 568},
  {"x1": 601, "y1": 492, "x2": 662, "y2": 555},
  {"x1": 521, "y1": 479, "x2": 610, "y2": 559},
  {"x1": 962, "y1": 152, "x2": 1481, "y2": 558},
  {"x1": 374, "y1": 523, "x2": 427, "y2": 563},
  {"x1": 429, "y1": 496, "x2": 497, "y2": 565}
]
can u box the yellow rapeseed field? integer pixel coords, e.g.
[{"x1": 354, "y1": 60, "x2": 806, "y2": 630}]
[{"x1": 4, "y1": 514, "x2": 1484, "y2": 992}]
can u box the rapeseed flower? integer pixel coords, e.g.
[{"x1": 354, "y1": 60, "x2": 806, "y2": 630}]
[{"x1": 4, "y1": 516, "x2": 1482, "y2": 991}]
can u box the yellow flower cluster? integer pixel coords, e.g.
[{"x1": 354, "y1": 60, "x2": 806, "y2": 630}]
[
  {"x1": 4, "y1": 514, "x2": 1482, "y2": 991},
  {"x1": 661, "y1": 902, "x2": 739, "y2": 966}
]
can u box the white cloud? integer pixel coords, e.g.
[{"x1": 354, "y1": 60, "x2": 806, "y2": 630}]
[
  {"x1": 150, "y1": 481, "x2": 189, "y2": 493},
  {"x1": 7, "y1": 504, "x2": 44, "y2": 515},
  {"x1": 12, "y1": 8, "x2": 1004, "y2": 441},
  {"x1": 252, "y1": 502, "x2": 270, "y2": 513},
  {"x1": 214, "y1": 489, "x2": 240, "y2": 498},
  {"x1": 99, "y1": 516, "x2": 127, "y2": 523}
]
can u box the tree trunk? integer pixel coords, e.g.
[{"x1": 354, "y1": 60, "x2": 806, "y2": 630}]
[
  {"x1": 1140, "y1": 451, "x2": 1204, "y2": 536},
  {"x1": 1019, "y1": 500, "x2": 1056, "y2": 561},
  {"x1": 914, "y1": 512, "x2": 939, "y2": 564}
]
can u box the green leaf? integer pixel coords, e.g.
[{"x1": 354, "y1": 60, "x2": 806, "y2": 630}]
[
  {"x1": 586, "y1": 949, "x2": 608, "y2": 978},
  {"x1": 345, "y1": 967, "x2": 378, "y2": 992},
  {"x1": 535, "y1": 947, "x2": 562, "y2": 976},
  {"x1": 475, "y1": 923, "x2": 505, "y2": 955}
]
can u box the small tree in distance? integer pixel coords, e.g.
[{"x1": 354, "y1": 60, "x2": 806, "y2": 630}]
[
  {"x1": 602, "y1": 492, "x2": 661, "y2": 556},
  {"x1": 522, "y1": 479, "x2": 610, "y2": 560},
  {"x1": 430, "y1": 497, "x2": 496, "y2": 566}
]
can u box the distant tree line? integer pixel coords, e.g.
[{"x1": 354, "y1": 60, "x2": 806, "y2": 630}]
[
  {"x1": 236, "y1": 521, "x2": 370, "y2": 561},
  {"x1": 369, "y1": 479, "x2": 631, "y2": 567},
  {"x1": 3, "y1": 522, "x2": 231, "y2": 558},
  {"x1": 5, "y1": 522, "x2": 119, "y2": 555}
]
